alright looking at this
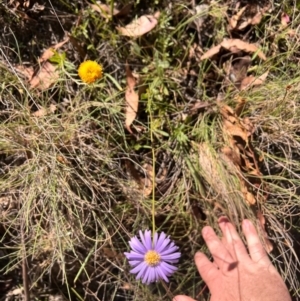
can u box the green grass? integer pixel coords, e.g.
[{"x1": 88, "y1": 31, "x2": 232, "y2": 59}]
[{"x1": 0, "y1": 0, "x2": 300, "y2": 300}]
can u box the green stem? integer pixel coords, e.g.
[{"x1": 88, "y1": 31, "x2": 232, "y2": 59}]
[{"x1": 149, "y1": 94, "x2": 156, "y2": 239}]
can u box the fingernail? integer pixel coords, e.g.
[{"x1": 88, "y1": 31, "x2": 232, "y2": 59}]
[
  {"x1": 202, "y1": 226, "x2": 210, "y2": 236},
  {"x1": 218, "y1": 216, "x2": 229, "y2": 224},
  {"x1": 243, "y1": 219, "x2": 251, "y2": 230}
]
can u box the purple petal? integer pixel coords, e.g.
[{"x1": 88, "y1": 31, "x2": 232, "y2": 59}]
[
  {"x1": 142, "y1": 266, "x2": 154, "y2": 284},
  {"x1": 131, "y1": 261, "x2": 147, "y2": 275},
  {"x1": 144, "y1": 230, "x2": 153, "y2": 250},
  {"x1": 160, "y1": 261, "x2": 177, "y2": 276},
  {"x1": 160, "y1": 252, "x2": 181, "y2": 262},
  {"x1": 135, "y1": 262, "x2": 149, "y2": 280},
  {"x1": 160, "y1": 245, "x2": 179, "y2": 256},
  {"x1": 128, "y1": 260, "x2": 143, "y2": 267},
  {"x1": 155, "y1": 232, "x2": 167, "y2": 251},
  {"x1": 129, "y1": 236, "x2": 147, "y2": 253},
  {"x1": 139, "y1": 230, "x2": 152, "y2": 250},
  {"x1": 155, "y1": 236, "x2": 171, "y2": 253},
  {"x1": 124, "y1": 251, "x2": 145, "y2": 261},
  {"x1": 155, "y1": 265, "x2": 169, "y2": 282}
]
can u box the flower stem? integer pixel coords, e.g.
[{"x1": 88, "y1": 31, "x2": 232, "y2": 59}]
[{"x1": 148, "y1": 93, "x2": 156, "y2": 238}]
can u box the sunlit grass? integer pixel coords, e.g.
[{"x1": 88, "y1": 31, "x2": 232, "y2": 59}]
[{"x1": 0, "y1": 0, "x2": 299, "y2": 300}]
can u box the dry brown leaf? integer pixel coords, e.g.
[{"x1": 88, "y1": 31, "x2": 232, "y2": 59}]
[
  {"x1": 229, "y1": 6, "x2": 247, "y2": 29},
  {"x1": 222, "y1": 146, "x2": 241, "y2": 166},
  {"x1": 230, "y1": 4, "x2": 270, "y2": 30},
  {"x1": 234, "y1": 96, "x2": 246, "y2": 116},
  {"x1": 125, "y1": 63, "x2": 139, "y2": 134},
  {"x1": 223, "y1": 120, "x2": 249, "y2": 142},
  {"x1": 16, "y1": 62, "x2": 59, "y2": 90},
  {"x1": 90, "y1": 3, "x2": 120, "y2": 18},
  {"x1": 32, "y1": 104, "x2": 56, "y2": 117},
  {"x1": 15, "y1": 65, "x2": 34, "y2": 79},
  {"x1": 201, "y1": 39, "x2": 266, "y2": 61},
  {"x1": 240, "y1": 71, "x2": 269, "y2": 90},
  {"x1": 91, "y1": 3, "x2": 132, "y2": 18},
  {"x1": 39, "y1": 37, "x2": 69, "y2": 63},
  {"x1": 117, "y1": 11, "x2": 160, "y2": 37},
  {"x1": 251, "y1": 5, "x2": 271, "y2": 25},
  {"x1": 246, "y1": 191, "x2": 256, "y2": 205},
  {"x1": 250, "y1": 12, "x2": 263, "y2": 26},
  {"x1": 221, "y1": 39, "x2": 266, "y2": 60},
  {"x1": 200, "y1": 44, "x2": 221, "y2": 60},
  {"x1": 29, "y1": 62, "x2": 59, "y2": 90}
]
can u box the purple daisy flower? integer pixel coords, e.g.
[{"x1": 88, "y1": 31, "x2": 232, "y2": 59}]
[{"x1": 124, "y1": 230, "x2": 181, "y2": 284}]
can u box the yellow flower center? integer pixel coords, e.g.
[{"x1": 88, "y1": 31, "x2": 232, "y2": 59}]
[
  {"x1": 78, "y1": 60, "x2": 103, "y2": 84},
  {"x1": 144, "y1": 250, "x2": 161, "y2": 266}
]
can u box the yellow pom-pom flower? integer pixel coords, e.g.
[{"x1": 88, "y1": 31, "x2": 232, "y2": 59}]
[{"x1": 78, "y1": 60, "x2": 103, "y2": 84}]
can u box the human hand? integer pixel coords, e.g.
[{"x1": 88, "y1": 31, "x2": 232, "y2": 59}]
[{"x1": 174, "y1": 218, "x2": 291, "y2": 301}]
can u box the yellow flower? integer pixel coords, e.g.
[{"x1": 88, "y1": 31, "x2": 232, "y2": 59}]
[{"x1": 78, "y1": 60, "x2": 103, "y2": 84}]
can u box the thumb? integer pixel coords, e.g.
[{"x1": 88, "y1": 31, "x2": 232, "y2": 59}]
[{"x1": 173, "y1": 295, "x2": 196, "y2": 301}]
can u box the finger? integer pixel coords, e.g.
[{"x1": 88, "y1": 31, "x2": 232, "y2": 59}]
[
  {"x1": 194, "y1": 252, "x2": 219, "y2": 285},
  {"x1": 201, "y1": 226, "x2": 233, "y2": 271},
  {"x1": 242, "y1": 219, "x2": 271, "y2": 265},
  {"x1": 173, "y1": 295, "x2": 196, "y2": 301},
  {"x1": 218, "y1": 218, "x2": 250, "y2": 262}
]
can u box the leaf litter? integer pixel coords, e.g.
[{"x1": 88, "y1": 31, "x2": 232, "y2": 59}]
[
  {"x1": 124, "y1": 63, "x2": 139, "y2": 134},
  {"x1": 117, "y1": 11, "x2": 160, "y2": 37},
  {"x1": 1, "y1": 0, "x2": 300, "y2": 299},
  {"x1": 201, "y1": 38, "x2": 266, "y2": 61},
  {"x1": 15, "y1": 38, "x2": 68, "y2": 90}
]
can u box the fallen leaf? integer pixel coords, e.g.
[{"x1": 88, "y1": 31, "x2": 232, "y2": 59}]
[
  {"x1": 229, "y1": 6, "x2": 247, "y2": 29},
  {"x1": 221, "y1": 39, "x2": 266, "y2": 60},
  {"x1": 245, "y1": 190, "x2": 256, "y2": 205},
  {"x1": 251, "y1": 5, "x2": 271, "y2": 25},
  {"x1": 117, "y1": 11, "x2": 160, "y2": 37},
  {"x1": 222, "y1": 146, "x2": 241, "y2": 166},
  {"x1": 234, "y1": 96, "x2": 246, "y2": 116},
  {"x1": 230, "y1": 4, "x2": 271, "y2": 30},
  {"x1": 91, "y1": 3, "x2": 132, "y2": 18},
  {"x1": 125, "y1": 63, "x2": 139, "y2": 133},
  {"x1": 32, "y1": 104, "x2": 57, "y2": 117},
  {"x1": 29, "y1": 62, "x2": 59, "y2": 90},
  {"x1": 15, "y1": 65, "x2": 34, "y2": 79},
  {"x1": 90, "y1": 3, "x2": 120, "y2": 18},
  {"x1": 201, "y1": 39, "x2": 266, "y2": 61},
  {"x1": 39, "y1": 37, "x2": 69, "y2": 63},
  {"x1": 223, "y1": 120, "x2": 249, "y2": 142},
  {"x1": 240, "y1": 71, "x2": 269, "y2": 90},
  {"x1": 200, "y1": 44, "x2": 221, "y2": 60},
  {"x1": 16, "y1": 62, "x2": 59, "y2": 90}
]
